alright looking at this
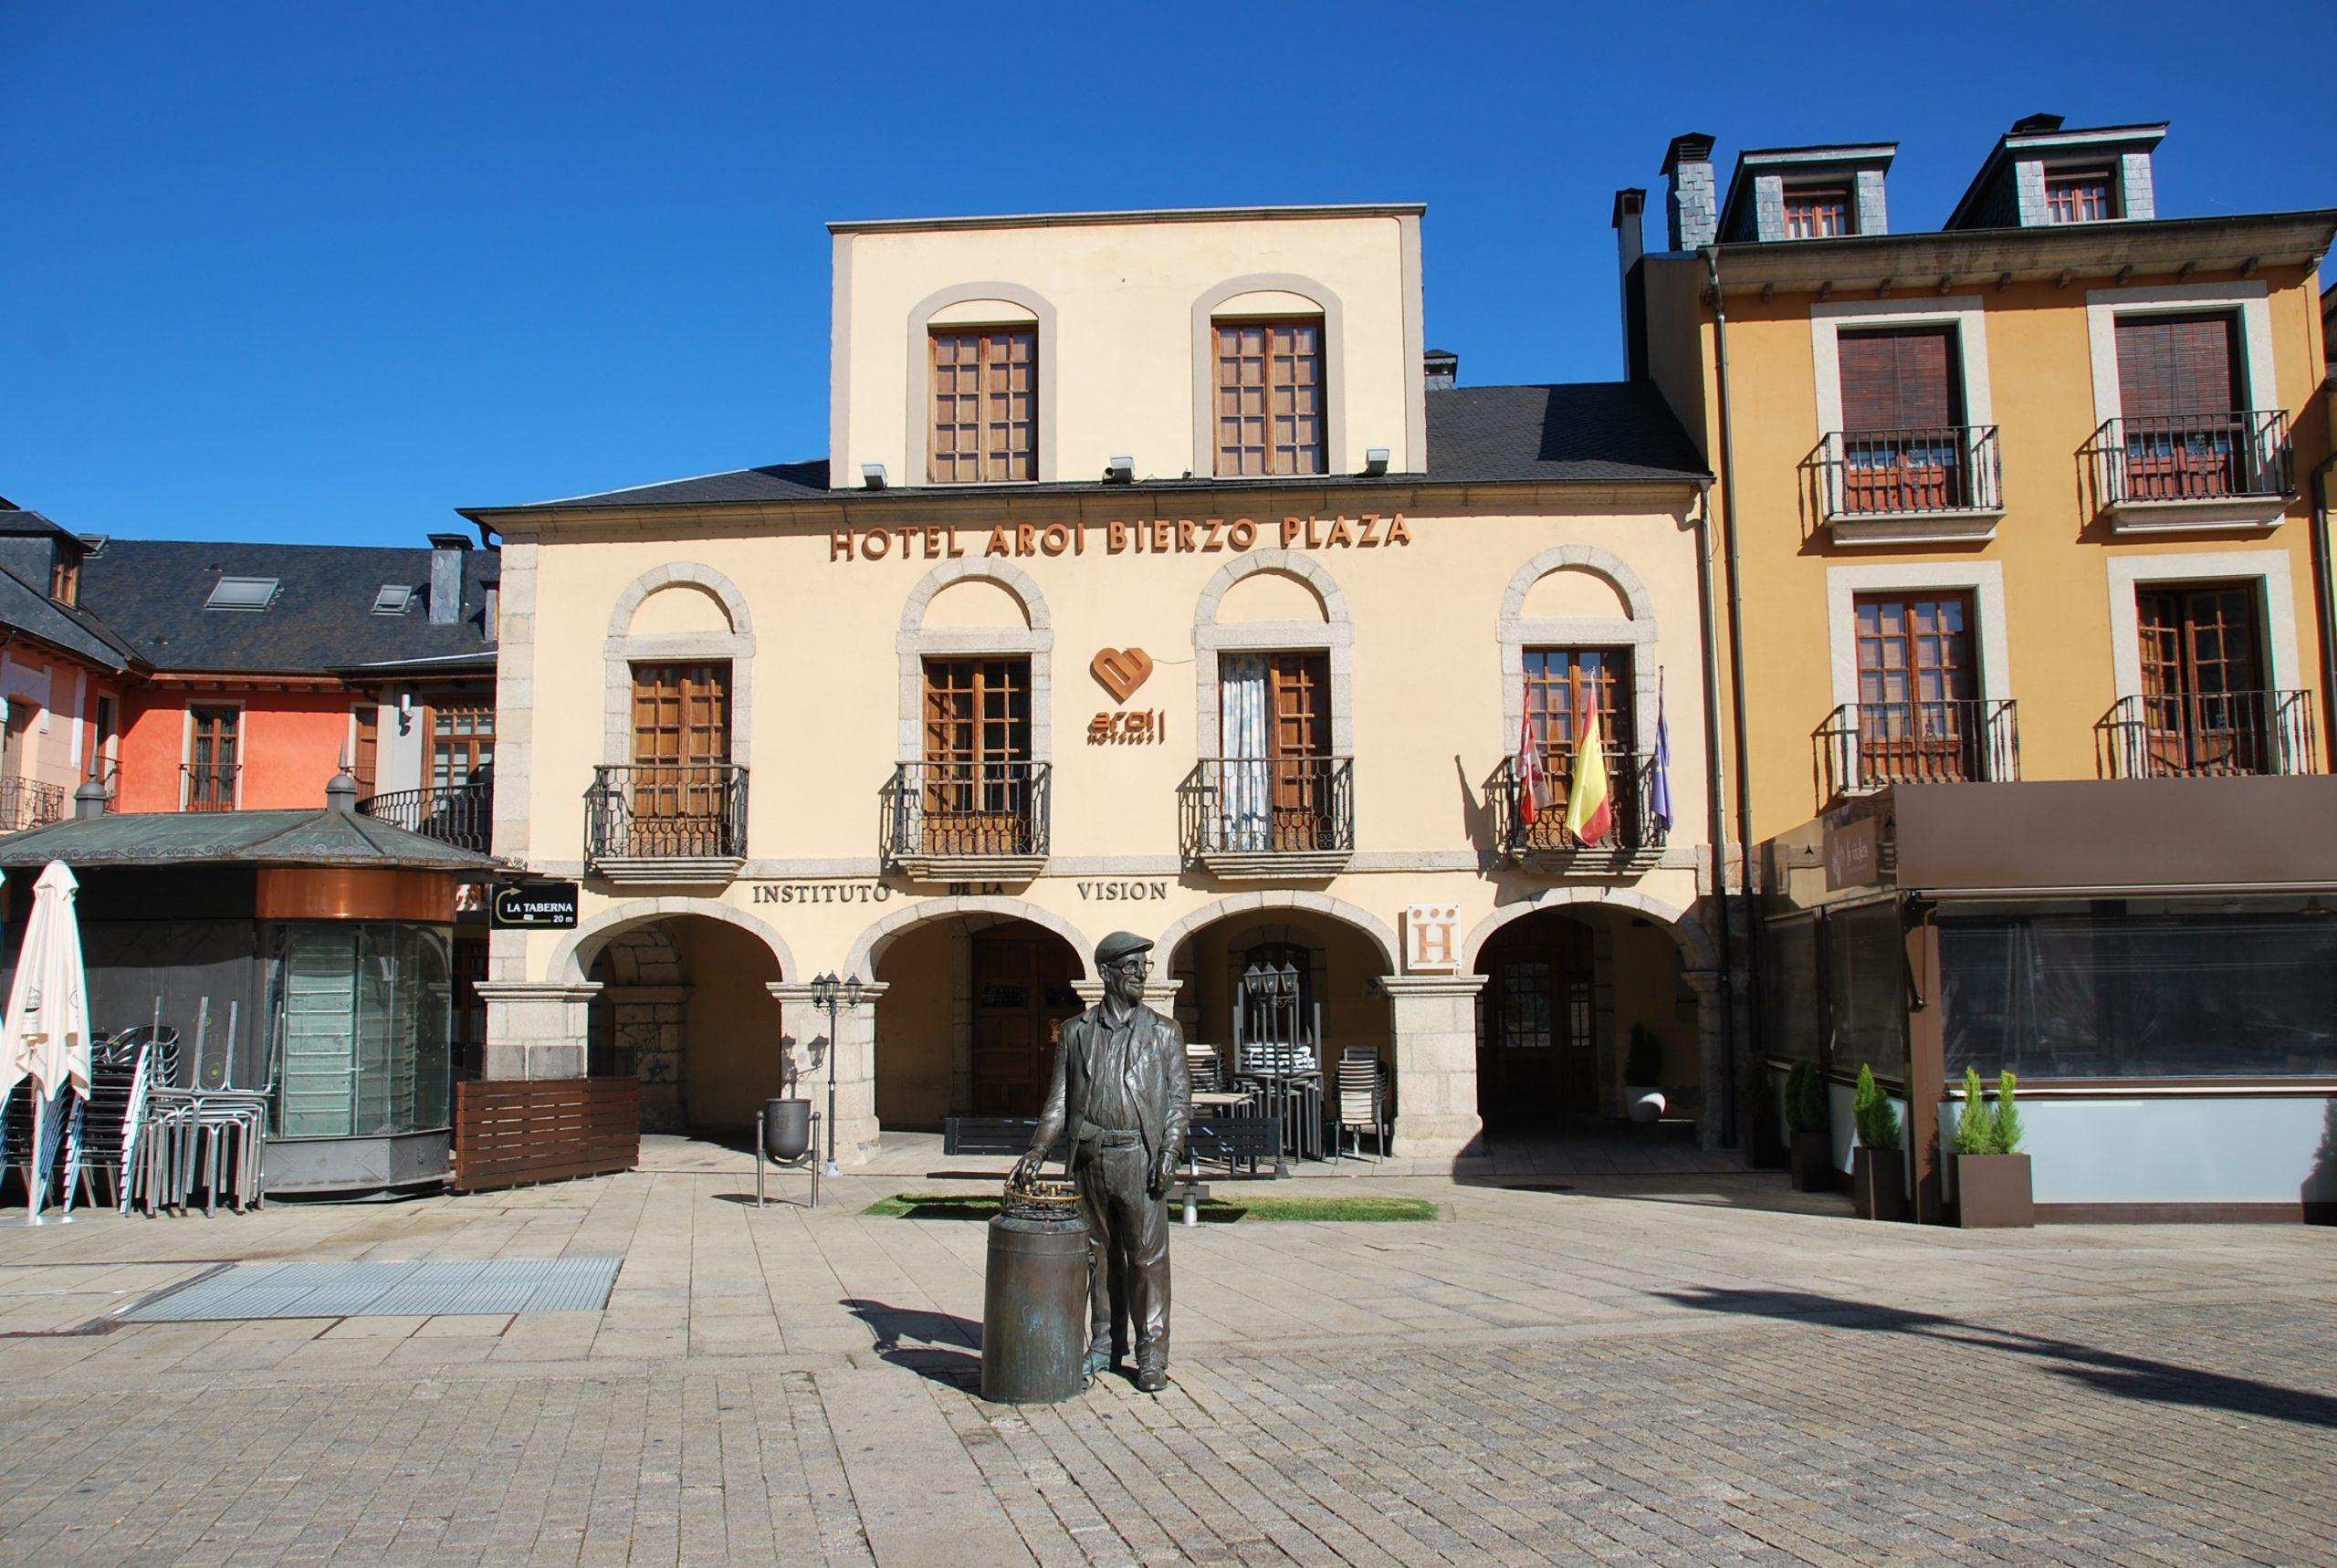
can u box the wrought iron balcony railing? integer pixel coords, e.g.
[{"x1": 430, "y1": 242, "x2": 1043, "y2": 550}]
[
  {"x1": 1816, "y1": 699, "x2": 2021, "y2": 798},
  {"x1": 1179, "y1": 757, "x2": 1355, "y2": 859},
  {"x1": 358, "y1": 777, "x2": 493, "y2": 853},
  {"x1": 1818, "y1": 425, "x2": 2003, "y2": 517},
  {"x1": 183, "y1": 763, "x2": 239, "y2": 812},
  {"x1": 585, "y1": 763, "x2": 748, "y2": 862},
  {"x1": 2095, "y1": 689, "x2": 2317, "y2": 779},
  {"x1": 880, "y1": 760, "x2": 1051, "y2": 865},
  {"x1": 2091, "y1": 411, "x2": 2293, "y2": 506},
  {"x1": 1484, "y1": 751, "x2": 1671, "y2": 856},
  {"x1": 0, "y1": 776, "x2": 68, "y2": 833}
]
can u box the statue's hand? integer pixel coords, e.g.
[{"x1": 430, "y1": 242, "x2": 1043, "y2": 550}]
[
  {"x1": 1010, "y1": 1150, "x2": 1045, "y2": 1190},
  {"x1": 1148, "y1": 1157, "x2": 1176, "y2": 1198}
]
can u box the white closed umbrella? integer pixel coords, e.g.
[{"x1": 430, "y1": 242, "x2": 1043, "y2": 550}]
[{"x1": 0, "y1": 862, "x2": 92, "y2": 1224}]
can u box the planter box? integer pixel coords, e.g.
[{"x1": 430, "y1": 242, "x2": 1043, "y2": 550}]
[
  {"x1": 1955, "y1": 1153, "x2": 2034, "y2": 1229},
  {"x1": 1852, "y1": 1148, "x2": 1906, "y2": 1222},
  {"x1": 1788, "y1": 1130, "x2": 1834, "y2": 1193}
]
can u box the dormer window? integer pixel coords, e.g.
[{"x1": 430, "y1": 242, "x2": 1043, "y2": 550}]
[
  {"x1": 2045, "y1": 169, "x2": 2115, "y2": 224},
  {"x1": 1214, "y1": 318, "x2": 1325, "y2": 477},
  {"x1": 48, "y1": 556, "x2": 79, "y2": 606},
  {"x1": 1784, "y1": 187, "x2": 1853, "y2": 239},
  {"x1": 928, "y1": 327, "x2": 1037, "y2": 483}
]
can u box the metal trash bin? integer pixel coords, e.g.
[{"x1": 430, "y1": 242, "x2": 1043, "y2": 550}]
[{"x1": 980, "y1": 1181, "x2": 1089, "y2": 1404}]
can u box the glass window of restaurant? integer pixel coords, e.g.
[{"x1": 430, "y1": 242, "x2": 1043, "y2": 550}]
[
  {"x1": 272, "y1": 924, "x2": 453, "y2": 1139},
  {"x1": 1940, "y1": 901, "x2": 2337, "y2": 1080},
  {"x1": 1762, "y1": 901, "x2": 1906, "y2": 1084}
]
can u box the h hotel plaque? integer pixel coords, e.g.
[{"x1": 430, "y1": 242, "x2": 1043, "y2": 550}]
[{"x1": 1403, "y1": 903, "x2": 1462, "y2": 974}]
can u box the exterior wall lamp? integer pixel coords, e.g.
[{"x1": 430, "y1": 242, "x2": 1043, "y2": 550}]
[
  {"x1": 1104, "y1": 455, "x2": 1135, "y2": 484},
  {"x1": 1363, "y1": 447, "x2": 1389, "y2": 476},
  {"x1": 860, "y1": 464, "x2": 887, "y2": 490}
]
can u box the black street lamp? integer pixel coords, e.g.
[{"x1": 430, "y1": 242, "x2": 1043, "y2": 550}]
[{"x1": 809, "y1": 971, "x2": 865, "y2": 1176}]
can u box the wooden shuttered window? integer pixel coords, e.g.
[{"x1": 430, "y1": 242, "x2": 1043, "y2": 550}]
[
  {"x1": 920, "y1": 657, "x2": 1032, "y2": 853},
  {"x1": 929, "y1": 329, "x2": 1037, "y2": 483},
  {"x1": 2114, "y1": 314, "x2": 2240, "y2": 422},
  {"x1": 352, "y1": 706, "x2": 379, "y2": 794},
  {"x1": 1853, "y1": 592, "x2": 1978, "y2": 784},
  {"x1": 188, "y1": 705, "x2": 239, "y2": 810},
  {"x1": 1520, "y1": 647, "x2": 1635, "y2": 847},
  {"x1": 629, "y1": 662, "x2": 730, "y2": 828},
  {"x1": 1265, "y1": 652, "x2": 1330, "y2": 848},
  {"x1": 1215, "y1": 319, "x2": 1326, "y2": 476},
  {"x1": 2045, "y1": 171, "x2": 2113, "y2": 224},
  {"x1": 428, "y1": 698, "x2": 495, "y2": 791},
  {"x1": 1838, "y1": 328, "x2": 1959, "y2": 431},
  {"x1": 1785, "y1": 189, "x2": 1851, "y2": 239},
  {"x1": 2138, "y1": 585, "x2": 2266, "y2": 774}
]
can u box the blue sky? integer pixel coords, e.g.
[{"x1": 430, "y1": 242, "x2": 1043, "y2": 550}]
[{"x1": 5, "y1": 2, "x2": 2331, "y2": 547}]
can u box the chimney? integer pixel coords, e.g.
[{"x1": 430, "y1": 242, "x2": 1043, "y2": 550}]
[
  {"x1": 2010, "y1": 111, "x2": 2065, "y2": 134},
  {"x1": 74, "y1": 778, "x2": 109, "y2": 821},
  {"x1": 426, "y1": 532, "x2": 468, "y2": 627},
  {"x1": 1612, "y1": 188, "x2": 1649, "y2": 379},
  {"x1": 326, "y1": 771, "x2": 359, "y2": 814},
  {"x1": 1422, "y1": 349, "x2": 1458, "y2": 392},
  {"x1": 1661, "y1": 133, "x2": 1719, "y2": 251}
]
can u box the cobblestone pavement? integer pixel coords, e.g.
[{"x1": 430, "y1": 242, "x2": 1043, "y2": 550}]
[{"x1": 1, "y1": 1164, "x2": 2332, "y2": 1564}]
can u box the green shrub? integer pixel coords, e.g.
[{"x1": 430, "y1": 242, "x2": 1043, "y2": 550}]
[
  {"x1": 1991, "y1": 1070, "x2": 2024, "y2": 1155},
  {"x1": 1625, "y1": 1024, "x2": 1663, "y2": 1086},
  {"x1": 1954, "y1": 1065, "x2": 1996, "y2": 1155},
  {"x1": 1784, "y1": 1060, "x2": 1829, "y2": 1134},
  {"x1": 1852, "y1": 1064, "x2": 1902, "y2": 1152}
]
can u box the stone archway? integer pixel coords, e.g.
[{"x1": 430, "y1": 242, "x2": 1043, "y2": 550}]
[{"x1": 553, "y1": 896, "x2": 796, "y2": 985}]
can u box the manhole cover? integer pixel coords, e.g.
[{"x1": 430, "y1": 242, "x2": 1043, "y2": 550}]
[{"x1": 121, "y1": 1258, "x2": 620, "y2": 1322}]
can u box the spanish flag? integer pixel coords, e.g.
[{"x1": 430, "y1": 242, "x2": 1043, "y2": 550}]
[{"x1": 1565, "y1": 686, "x2": 1613, "y2": 846}]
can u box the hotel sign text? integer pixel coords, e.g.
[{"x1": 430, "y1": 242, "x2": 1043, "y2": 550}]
[{"x1": 830, "y1": 514, "x2": 1412, "y2": 562}]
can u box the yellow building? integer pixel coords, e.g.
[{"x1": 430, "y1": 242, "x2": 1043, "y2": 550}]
[
  {"x1": 462, "y1": 204, "x2": 1728, "y2": 1167},
  {"x1": 1624, "y1": 117, "x2": 2337, "y2": 1221}
]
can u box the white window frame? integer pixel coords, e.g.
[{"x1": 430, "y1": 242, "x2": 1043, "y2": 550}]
[
  {"x1": 1824, "y1": 562, "x2": 2012, "y2": 711},
  {"x1": 2104, "y1": 551, "x2": 2300, "y2": 702},
  {"x1": 1809, "y1": 297, "x2": 1995, "y2": 441}
]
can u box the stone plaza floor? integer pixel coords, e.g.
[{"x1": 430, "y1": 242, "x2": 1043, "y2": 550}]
[{"x1": 0, "y1": 1136, "x2": 2332, "y2": 1564}]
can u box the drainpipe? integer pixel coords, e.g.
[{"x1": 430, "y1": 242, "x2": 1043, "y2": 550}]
[
  {"x1": 1704, "y1": 246, "x2": 1767, "y2": 1082},
  {"x1": 2314, "y1": 451, "x2": 2337, "y2": 758},
  {"x1": 1692, "y1": 478, "x2": 1738, "y2": 1145}
]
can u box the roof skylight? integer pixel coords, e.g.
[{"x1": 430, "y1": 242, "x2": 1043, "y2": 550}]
[
  {"x1": 204, "y1": 576, "x2": 280, "y2": 612},
  {"x1": 372, "y1": 584, "x2": 416, "y2": 615}
]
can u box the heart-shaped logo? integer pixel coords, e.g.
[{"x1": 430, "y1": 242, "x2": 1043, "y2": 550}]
[{"x1": 1090, "y1": 646, "x2": 1154, "y2": 704}]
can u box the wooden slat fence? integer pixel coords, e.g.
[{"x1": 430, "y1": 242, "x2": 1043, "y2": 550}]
[{"x1": 453, "y1": 1079, "x2": 641, "y2": 1194}]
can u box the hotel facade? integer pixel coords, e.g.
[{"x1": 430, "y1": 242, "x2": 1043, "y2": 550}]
[{"x1": 464, "y1": 204, "x2": 1734, "y2": 1166}]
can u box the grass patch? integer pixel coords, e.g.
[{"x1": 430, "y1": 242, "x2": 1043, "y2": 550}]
[{"x1": 862, "y1": 1192, "x2": 1439, "y2": 1223}]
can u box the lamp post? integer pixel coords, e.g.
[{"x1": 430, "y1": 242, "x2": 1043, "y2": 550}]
[{"x1": 810, "y1": 971, "x2": 865, "y2": 1177}]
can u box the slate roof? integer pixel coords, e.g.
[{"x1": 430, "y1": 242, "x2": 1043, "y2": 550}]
[
  {"x1": 0, "y1": 805, "x2": 501, "y2": 872},
  {"x1": 466, "y1": 382, "x2": 1707, "y2": 516},
  {"x1": 77, "y1": 539, "x2": 498, "y2": 676},
  {"x1": 0, "y1": 562, "x2": 143, "y2": 672}
]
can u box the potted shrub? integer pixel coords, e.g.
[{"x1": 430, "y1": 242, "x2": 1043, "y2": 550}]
[
  {"x1": 1740, "y1": 1058, "x2": 1783, "y2": 1169},
  {"x1": 1954, "y1": 1066, "x2": 2034, "y2": 1229},
  {"x1": 1784, "y1": 1060, "x2": 1832, "y2": 1193},
  {"x1": 1624, "y1": 1025, "x2": 1666, "y2": 1124},
  {"x1": 1850, "y1": 1065, "x2": 1905, "y2": 1221}
]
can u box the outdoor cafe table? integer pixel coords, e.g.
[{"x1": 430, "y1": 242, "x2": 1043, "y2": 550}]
[{"x1": 1190, "y1": 1091, "x2": 1250, "y2": 1117}]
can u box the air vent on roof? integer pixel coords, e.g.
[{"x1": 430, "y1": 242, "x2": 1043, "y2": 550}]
[
  {"x1": 205, "y1": 575, "x2": 280, "y2": 612},
  {"x1": 76, "y1": 534, "x2": 109, "y2": 557},
  {"x1": 372, "y1": 584, "x2": 416, "y2": 615}
]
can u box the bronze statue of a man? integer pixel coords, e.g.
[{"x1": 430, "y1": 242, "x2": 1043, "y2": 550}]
[{"x1": 1013, "y1": 931, "x2": 1190, "y2": 1393}]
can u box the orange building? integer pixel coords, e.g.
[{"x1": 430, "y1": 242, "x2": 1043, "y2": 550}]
[{"x1": 1620, "y1": 115, "x2": 2337, "y2": 1222}]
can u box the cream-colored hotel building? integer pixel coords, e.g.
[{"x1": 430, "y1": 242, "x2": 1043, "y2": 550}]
[{"x1": 463, "y1": 204, "x2": 1726, "y2": 1164}]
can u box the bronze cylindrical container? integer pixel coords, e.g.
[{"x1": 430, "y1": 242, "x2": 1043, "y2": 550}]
[
  {"x1": 980, "y1": 1193, "x2": 1089, "y2": 1405},
  {"x1": 763, "y1": 1098, "x2": 812, "y2": 1162}
]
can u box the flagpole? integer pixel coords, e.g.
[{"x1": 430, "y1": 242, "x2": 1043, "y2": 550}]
[{"x1": 25, "y1": 1072, "x2": 42, "y2": 1228}]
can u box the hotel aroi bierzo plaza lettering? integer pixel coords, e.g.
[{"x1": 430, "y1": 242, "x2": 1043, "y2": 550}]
[{"x1": 829, "y1": 513, "x2": 1413, "y2": 562}]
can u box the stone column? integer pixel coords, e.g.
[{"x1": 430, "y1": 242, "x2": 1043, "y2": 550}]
[
  {"x1": 770, "y1": 981, "x2": 888, "y2": 1166},
  {"x1": 1381, "y1": 974, "x2": 1487, "y2": 1161},
  {"x1": 476, "y1": 981, "x2": 600, "y2": 1081},
  {"x1": 601, "y1": 984, "x2": 693, "y2": 1132}
]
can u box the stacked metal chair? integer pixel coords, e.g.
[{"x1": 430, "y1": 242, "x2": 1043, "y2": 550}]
[
  {"x1": 76, "y1": 1030, "x2": 160, "y2": 1211},
  {"x1": 1331, "y1": 1047, "x2": 1389, "y2": 1161},
  {"x1": 134, "y1": 1006, "x2": 269, "y2": 1217}
]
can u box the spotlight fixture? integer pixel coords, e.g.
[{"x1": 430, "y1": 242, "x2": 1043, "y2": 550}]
[
  {"x1": 1104, "y1": 455, "x2": 1135, "y2": 485},
  {"x1": 860, "y1": 463, "x2": 887, "y2": 490},
  {"x1": 1363, "y1": 447, "x2": 1390, "y2": 477}
]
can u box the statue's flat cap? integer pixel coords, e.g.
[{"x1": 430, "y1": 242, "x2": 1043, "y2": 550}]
[{"x1": 1095, "y1": 931, "x2": 1155, "y2": 967}]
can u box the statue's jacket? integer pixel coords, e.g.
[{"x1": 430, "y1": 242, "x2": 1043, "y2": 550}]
[{"x1": 1029, "y1": 1003, "x2": 1191, "y2": 1175}]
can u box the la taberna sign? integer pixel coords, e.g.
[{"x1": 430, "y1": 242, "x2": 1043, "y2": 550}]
[{"x1": 491, "y1": 881, "x2": 581, "y2": 930}]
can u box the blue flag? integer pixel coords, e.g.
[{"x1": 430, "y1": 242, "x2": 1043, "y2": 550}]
[{"x1": 1651, "y1": 669, "x2": 1674, "y2": 831}]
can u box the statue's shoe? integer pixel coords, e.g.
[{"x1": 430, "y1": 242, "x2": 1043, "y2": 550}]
[
  {"x1": 1135, "y1": 1365, "x2": 1168, "y2": 1394},
  {"x1": 1083, "y1": 1346, "x2": 1114, "y2": 1379}
]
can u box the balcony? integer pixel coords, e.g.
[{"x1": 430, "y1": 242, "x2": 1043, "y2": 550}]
[
  {"x1": 183, "y1": 763, "x2": 239, "y2": 812},
  {"x1": 1484, "y1": 752, "x2": 1669, "y2": 874},
  {"x1": 1817, "y1": 699, "x2": 2021, "y2": 800},
  {"x1": 2095, "y1": 690, "x2": 2318, "y2": 779},
  {"x1": 1179, "y1": 757, "x2": 1354, "y2": 880},
  {"x1": 2089, "y1": 412, "x2": 2293, "y2": 533},
  {"x1": 880, "y1": 760, "x2": 1051, "y2": 883},
  {"x1": 1817, "y1": 425, "x2": 2004, "y2": 545},
  {"x1": 358, "y1": 777, "x2": 493, "y2": 853},
  {"x1": 584, "y1": 763, "x2": 748, "y2": 883},
  {"x1": 0, "y1": 777, "x2": 68, "y2": 834}
]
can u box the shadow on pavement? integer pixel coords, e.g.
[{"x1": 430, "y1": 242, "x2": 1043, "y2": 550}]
[
  {"x1": 1655, "y1": 1285, "x2": 2337, "y2": 1431},
  {"x1": 842, "y1": 1297, "x2": 982, "y2": 1389}
]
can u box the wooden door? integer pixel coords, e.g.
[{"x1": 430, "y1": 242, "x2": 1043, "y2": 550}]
[
  {"x1": 970, "y1": 929, "x2": 1079, "y2": 1116},
  {"x1": 2116, "y1": 313, "x2": 2242, "y2": 498},
  {"x1": 188, "y1": 705, "x2": 239, "y2": 809},
  {"x1": 630, "y1": 663, "x2": 730, "y2": 836},
  {"x1": 1266, "y1": 653, "x2": 1330, "y2": 850},
  {"x1": 1854, "y1": 594, "x2": 1978, "y2": 783},
  {"x1": 1837, "y1": 328, "x2": 1963, "y2": 511},
  {"x1": 2138, "y1": 585, "x2": 2263, "y2": 773},
  {"x1": 1476, "y1": 918, "x2": 1597, "y2": 1117},
  {"x1": 921, "y1": 657, "x2": 1032, "y2": 853}
]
